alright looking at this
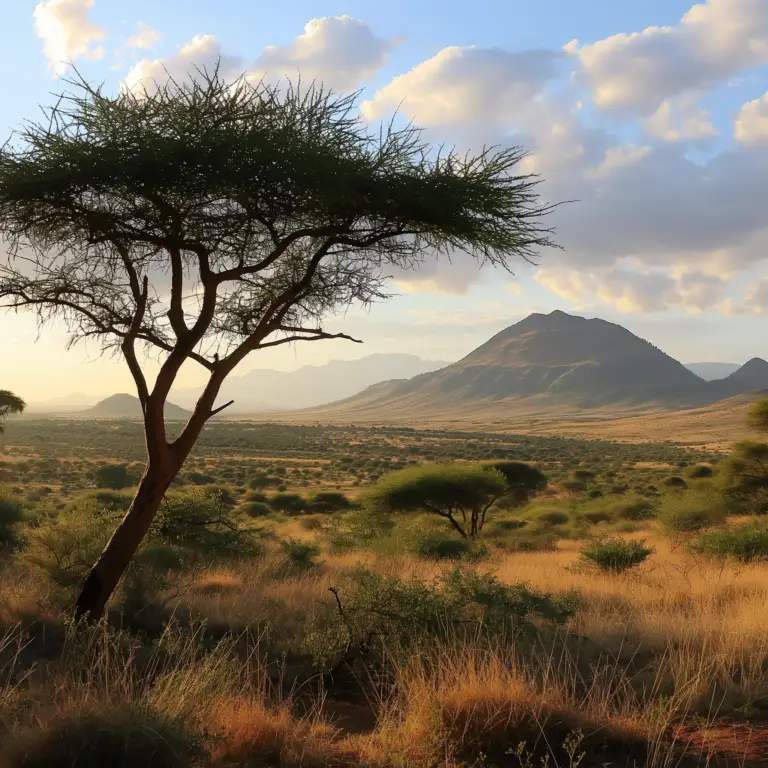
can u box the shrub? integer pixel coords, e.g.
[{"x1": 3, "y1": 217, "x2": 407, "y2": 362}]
[
  {"x1": 0, "y1": 489, "x2": 25, "y2": 547},
  {"x1": 92, "y1": 463, "x2": 134, "y2": 490},
  {"x1": 695, "y1": 522, "x2": 768, "y2": 563},
  {"x1": 412, "y1": 530, "x2": 472, "y2": 560},
  {"x1": 583, "y1": 508, "x2": 612, "y2": 524},
  {"x1": 493, "y1": 519, "x2": 527, "y2": 531},
  {"x1": 304, "y1": 566, "x2": 576, "y2": 670},
  {"x1": 1, "y1": 705, "x2": 201, "y2": 768},
  {"x1": 239, "y1": 501, "x2": 272, "y2": 518},
  {"x1": 658, "y1": 490, "x2": 727, "y2": 536},
  {"x1": 662, "y1": 475, "x2": 688, "y2": 490},
  {"x1": 279, "y1": 538, "x2": 319, "y2": 569},
  {"x1": 580, "y1": 537, "x2": 654, "y2": 573},
  {"x1": 481, "y1": 460, "x2": 547, "y2": 507},
  {"x1": 529, "y1": 507, "x2": 570, "y2": 526},
  {"x1": 307, "y1": 491, "x2": 352, "y2": 510},
  {"x1": 269, "y1": 492, "x2": 306, "y2": 515},
  {"x1": 22, "y1": 513, "x2": 112, "y2": 587},
  {"x1": 243, "y1": 490, "x2": 268, "y2": 503},
  {"x1": 686, "y1": 464, "x2": 714, "y2": 480},
  {"x1": 66, "y1": 490, "x2": 132, "y2": 518},
  {"x1": 560, "y1": 479, "x2": 586, "y2": 494}
]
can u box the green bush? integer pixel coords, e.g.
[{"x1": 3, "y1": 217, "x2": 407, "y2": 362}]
[
  {"x1": 658, "y1": 490, "x2": 727, "y2": 536},
  {"x1": 662, "y1": 476, "x2": 688, "y2": 490},
  {"x1": 686, "y1": 464, "x2": 714, "y2": 480},
  {"x1": 0, "y1": 489, "x2": 25, "y2": 548},
  {"x1": 279, "y1": 538, "x2": 319, "y2": 568},
  {"x1": 695, "y1": 522, "x2": 768, "y2": 563},
  {"x1": 268, "y1": 492, "x2": 306, "y2": 515},
  {"x1": 580, "y1": 537, "x2": 654, "y2": 573},
  {"x1": 92, "y1": 463, "x2": 133, "y2": 490},
  {"x1": 21, "y1": 512, "x2": 112, "y2": 587},
  {"x1": 307, "y1": 491, "x2": 352, "y2": 510},
  {"x1": 303, "y1": 566, "x2": 577, "y2": 671},
  {"x1": 529, "y1": 507, "x2": 570, "y2": 526},
  {"x1": 412, "y1": 530, "x2": 472, "y2": 560},
  {"x1": 239, "y1": 501, "x2": 272, "y2": 518},
  {"x1": 65, "y1": 490, "x2": 132, "y2": 518}
]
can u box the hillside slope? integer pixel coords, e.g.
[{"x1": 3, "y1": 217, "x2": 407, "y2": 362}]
[
  {"x1": 85, "y1": 394, "x2": 191, "y2": 420},
  {"x1": 298, "y1": 311, "x2": 766, "y2": 422}
]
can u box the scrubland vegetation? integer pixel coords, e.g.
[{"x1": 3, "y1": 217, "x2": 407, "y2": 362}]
[{"x1": 0, "y1": 404, "x2": 768, "y2": 766}]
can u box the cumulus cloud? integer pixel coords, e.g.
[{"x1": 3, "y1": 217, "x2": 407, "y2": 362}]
[
  {"x1": 361, "y1": 46, "x2": 563, "y2": 129},
  {"x1": 250, "y1": 16, "x2": 395, "y2": 91},
  {"x1": 735, "y1": 91, "x2": 768, "y2": 144},
  {"x1": 536, "y1": 266, "x2": 728, "y2": 314},
  {"x1": 125, "y1": 22, "x2": 161, "y2": 50},
  {"x1": 124, "y1": 16, "x2": 393, "y2": 94},
  {"x1": 644, "y1": 97, "x2": 717, "y2": 141},
  {"x1": 124, "y1": 34, "x2": 245, "y2": 91},
  {"x1": 390, "y1": 254, "x2": 490, "y2": 295},
  {"x1": 566, "y1": 0, "x2": 768, "y2": 115},
  {"x1": 34, "y1": 0, "x2": 106, "y2": 77}
]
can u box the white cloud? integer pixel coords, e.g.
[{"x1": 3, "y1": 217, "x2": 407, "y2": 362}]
[
  {"x1": 125, "y1": 22, "x2": 161, "y2": 50},
  {"x1": 735, "y1": 91, "x2": 768, "y2": 144},
  {"x1": 566, "y1": 0, "x2": 768, "y2": 115},
  {"x1": 124, "y1": 16, "x2": 392, "y2": 94},
  {"x1": 361, "y1": 46, "x2": 562, "y2": 128},
  {"x1": 644, "y1": 97, "x2": 717, "y2": 141},
  {"x1": 390, "y1": 254, "x2": 490, "y2": 295},
  {"x1": 536, "y1": 266, "x2": 728, "y2": 314},
  {"x1": 250, "y1": 16, "x2": 395, "y2": 92},
  {"x1": 34, "y1": 0, "x2": 106, "y2": 77},
  {"x1": 124, "y1": 34, "x2": 245, "y2": 92},
  {"x1": 720, "y1": 278, "x2": 768, "y2": 315}
]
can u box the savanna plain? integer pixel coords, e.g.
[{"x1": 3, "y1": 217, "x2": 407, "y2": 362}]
[{"x1": 2, "y1": 410, "x2": 768, "y2": 767}]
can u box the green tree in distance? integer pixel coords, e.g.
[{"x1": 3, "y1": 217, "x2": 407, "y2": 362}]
[
  {"x1": 0, "y1": 390, "x2": 25, "y2": 433},
  {"x1": 0, "y1": 70, "x2": 557, "y2": 621},
  {"x1": 747, "y1": 398, "x2": 768, "y2": 434},
  {"x1": 366, "y1": 463, "x2": 508, "y2": 539}
]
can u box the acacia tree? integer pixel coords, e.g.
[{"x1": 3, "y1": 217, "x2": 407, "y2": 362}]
[
  {"x1": 0, "y1": 390, "x2": 25, "y2": 432},
  {"x1": 0, "y1": 72, "x2": 556, "y2": 620},
  {"x1": 366, "y1": 463, "x2": 508, "y2": 539}
]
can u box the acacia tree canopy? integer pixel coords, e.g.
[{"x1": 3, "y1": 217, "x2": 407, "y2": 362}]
[
  {"x1": 0, "y1": 390, "x2": 25, "y2": 433},
  {"x1": 0, "y1": 69, "x2": 557, "y2": 620},
  {"x1": 365, "y1": 463, "x2": 508, "y2": 538}
]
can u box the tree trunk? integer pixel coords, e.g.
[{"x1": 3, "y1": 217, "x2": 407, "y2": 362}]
[{"x1": 74, "y1": 463, "x2": 172, "y2": 622}]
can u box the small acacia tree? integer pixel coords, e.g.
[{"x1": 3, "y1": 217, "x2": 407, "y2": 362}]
[
  {"x1": 482, "y1": 460, "x2": 547, "y2": 507},
  {"x1": 747, "y1": 399, "x2": 768, "y2": 434},
  {"x1": 0, "y1": 390, "x2": 24, "y2": 432},
  {"x1": 365, "y1": 463, "x2": 508, "y2": 539},
  {"x1": 0, "y1": 71, "x2": 556, "y2": 620}
]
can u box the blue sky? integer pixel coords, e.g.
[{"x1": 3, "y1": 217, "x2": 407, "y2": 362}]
[{"x1": 2, "y1": 0, "x2": 768, "y2": 400}]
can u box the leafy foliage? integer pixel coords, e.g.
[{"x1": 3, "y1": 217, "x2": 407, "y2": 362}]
[
  {"x1": 365, "y1": 462, "x2": 507, "y2": 538},
  {"x1": 657, "y1": 490, "x2": 727, "y2": 536},
  {"x1": 93, "y1": 463, "x2": 133, "y2": 490},
  {"x1": 304, "y1": 566, "x2": 577, "y2": 670},
  {"x1": 580, "y1": 537, "x2": 654, "y2": 573},
  {"x1": 695, "y1": 521, "x2": 768, "y2": 563},
  {"x1": 747, "y1": 398, "x2": 768, "y2": 434},
  {"x1": 0, "y1": 389, "x2": 24, "y2": 433}
]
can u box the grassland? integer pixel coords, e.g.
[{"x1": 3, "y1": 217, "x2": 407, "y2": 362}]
[{"x1": 1, "y1": 417, "x2": 767, "y2": 766}]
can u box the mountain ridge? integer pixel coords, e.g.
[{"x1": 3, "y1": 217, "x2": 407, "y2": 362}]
[{"x1": 298, "y1": 311, "x2": 768, "y2": 420}]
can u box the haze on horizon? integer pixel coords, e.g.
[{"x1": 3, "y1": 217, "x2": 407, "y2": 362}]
[{"x1": 2, "y1": 0, "x2": 767, "y2": 400}]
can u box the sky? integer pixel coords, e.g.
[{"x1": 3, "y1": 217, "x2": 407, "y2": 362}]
[{"x1": 1, "y1": 0, "x2": 768, "y2": 400}]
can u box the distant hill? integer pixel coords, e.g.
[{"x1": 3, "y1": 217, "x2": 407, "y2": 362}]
[
  {"x1": 685, "y1": 362, "x2": 741, "y2": 381},
  {"x1": 28, "y1": 392, "x2": 103, "y2": 413},
  {"x1": 85, "y1": 394, "x2": 191, "y2": 420},
  {"x1": 722, "y1": 358, "x2": 768, "y2": 389},
  {"x1": 298, "y1": 311, "x2": 768, "y2": 422},
  {"x1": 170, "y1": 353, "x2": 450, "y2": 413}
]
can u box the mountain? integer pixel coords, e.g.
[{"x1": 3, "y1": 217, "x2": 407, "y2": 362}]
[
  {"x1": 722, "y1": 358, "x2": 768, "y2": 390},
  {"x1": 170, "y1": 353, "x2": 450, "y2": 413},
  {"x1": 685, "y1": 362, "x2": 741, "y2": 381},
  {"x1": 85, "y1": 394, "x2": 191, "y2": 420},
  {"x1": 303, "y1": 311, "x2": 759, "y2": 421}
]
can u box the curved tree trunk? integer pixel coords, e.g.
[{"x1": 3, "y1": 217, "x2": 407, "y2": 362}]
[{"x1": 74, "y1": 463, "x2": 172, "y2": 622}]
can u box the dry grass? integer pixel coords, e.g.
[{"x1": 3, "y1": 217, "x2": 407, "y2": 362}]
[{"x1": 4, "y1": 525, "x2": 768, "y2": 766}]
